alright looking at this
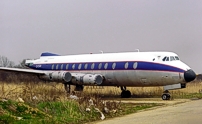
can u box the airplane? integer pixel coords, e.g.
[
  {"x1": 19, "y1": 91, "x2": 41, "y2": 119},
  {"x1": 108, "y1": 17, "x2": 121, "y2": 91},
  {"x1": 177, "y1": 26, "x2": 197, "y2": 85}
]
[{"x1": 0, "y1": 51, "x2": 196, "y2": 100}]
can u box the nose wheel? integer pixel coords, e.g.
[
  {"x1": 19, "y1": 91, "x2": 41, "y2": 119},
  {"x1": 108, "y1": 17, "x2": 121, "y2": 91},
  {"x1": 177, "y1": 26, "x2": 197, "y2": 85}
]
[{"x1": 162, "y1": 90, "x2": 171, "y2": 100}]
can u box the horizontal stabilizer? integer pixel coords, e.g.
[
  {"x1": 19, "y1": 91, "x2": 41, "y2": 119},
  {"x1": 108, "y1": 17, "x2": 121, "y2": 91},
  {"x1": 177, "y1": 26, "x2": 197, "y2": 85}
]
[{"x1": 40, "y1": 52, "x2": 60, "y2": 57}]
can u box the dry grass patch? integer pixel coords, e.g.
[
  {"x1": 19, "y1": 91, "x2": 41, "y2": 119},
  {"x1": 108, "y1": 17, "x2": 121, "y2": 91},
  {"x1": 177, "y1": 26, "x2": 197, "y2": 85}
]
[
  {"x1": 0, "y1": 82, "x2": 67, "y2": 103},
  {"x1": 1, "y1": 82, "x2": 202, "y2": 101},
  {"x1": 84, "y1": 82, "x2": 202, "y2": 99}
]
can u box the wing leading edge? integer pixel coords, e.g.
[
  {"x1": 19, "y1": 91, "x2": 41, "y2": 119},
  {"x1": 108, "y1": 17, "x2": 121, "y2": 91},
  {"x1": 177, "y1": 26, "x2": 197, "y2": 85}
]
[{"x1": 0, "y1": 67, "x2": 46, "y2": 75}]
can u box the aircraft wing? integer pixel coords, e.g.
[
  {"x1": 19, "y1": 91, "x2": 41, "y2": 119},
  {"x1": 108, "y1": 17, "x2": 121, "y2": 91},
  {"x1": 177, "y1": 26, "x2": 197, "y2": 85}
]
[
  {"x1": 0, "y1": 67, "x2": 72, "y2": 82},
  {"x1": 0, "y1": 67, "x2": 46, "y2": 75}
]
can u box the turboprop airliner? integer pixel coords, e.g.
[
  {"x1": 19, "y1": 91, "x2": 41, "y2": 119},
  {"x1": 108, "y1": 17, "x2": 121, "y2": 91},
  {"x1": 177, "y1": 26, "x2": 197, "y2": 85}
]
[{"x1": 0, "y1": 51, "x2": 196, "y2": 100}]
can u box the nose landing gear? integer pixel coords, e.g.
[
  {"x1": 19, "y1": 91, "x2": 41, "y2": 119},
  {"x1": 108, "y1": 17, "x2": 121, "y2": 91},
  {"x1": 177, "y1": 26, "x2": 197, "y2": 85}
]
[{"x1": 162, "y1": 90, "x2": 171, "y2": 100}]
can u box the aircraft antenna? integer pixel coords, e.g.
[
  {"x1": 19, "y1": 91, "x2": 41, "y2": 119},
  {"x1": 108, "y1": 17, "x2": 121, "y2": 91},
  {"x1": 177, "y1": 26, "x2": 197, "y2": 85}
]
[
  {"x1": 100, "y1": 50, "x2": 104, "y2": 54},
  {"x1": 135, "y1": 49, "x2": 140, "y2": 52}
]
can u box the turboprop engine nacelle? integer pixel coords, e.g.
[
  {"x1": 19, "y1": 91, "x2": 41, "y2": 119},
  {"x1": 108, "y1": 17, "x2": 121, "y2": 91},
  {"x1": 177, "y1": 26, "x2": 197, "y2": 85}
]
[
  {"x1": 71, "y1": 73, "x2": 103, "y2": 85},
  {"x1": 39, "y1": 71, "x2": 72, "y2": 82}
]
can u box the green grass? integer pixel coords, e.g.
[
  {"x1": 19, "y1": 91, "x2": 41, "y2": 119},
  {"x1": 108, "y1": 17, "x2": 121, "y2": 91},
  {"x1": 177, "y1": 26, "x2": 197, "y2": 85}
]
[
  {"x1": 0, "y1": 99, "x2": 160, "y2": 124},
  {"x1": 37, "y1": 101, "x2": 93, "y2": 123},
  {"x1": 120, "y1": 103, "x2": 159, "y2": 115},
  {"x1": 0, "y1": 100, "x2": 51, "y2": 124}
]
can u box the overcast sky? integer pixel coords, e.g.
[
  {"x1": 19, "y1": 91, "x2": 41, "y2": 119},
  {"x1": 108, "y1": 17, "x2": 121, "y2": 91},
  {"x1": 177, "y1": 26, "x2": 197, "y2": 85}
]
[{"x1": 0, "y1": 0, "x2": 202, "y2": 73}]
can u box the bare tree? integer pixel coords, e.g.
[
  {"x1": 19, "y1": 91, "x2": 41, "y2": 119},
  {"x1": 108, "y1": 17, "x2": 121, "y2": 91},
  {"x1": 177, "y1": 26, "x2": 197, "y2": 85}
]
[
  {"x1": 15, "y1": 59, "x2": 28, "y2": 68},
  {"x1": 0, "y1": 55, "x2": 15, "y2": 67},
  {"x1": 0, "y1": 55, "x2": 15, "y2": 82}
]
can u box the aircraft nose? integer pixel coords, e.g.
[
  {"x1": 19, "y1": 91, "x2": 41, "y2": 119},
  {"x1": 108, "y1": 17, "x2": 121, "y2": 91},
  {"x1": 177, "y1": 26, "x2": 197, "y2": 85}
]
[{"x1": 184, "y1": 69, "x2": 196, "y2": 82}]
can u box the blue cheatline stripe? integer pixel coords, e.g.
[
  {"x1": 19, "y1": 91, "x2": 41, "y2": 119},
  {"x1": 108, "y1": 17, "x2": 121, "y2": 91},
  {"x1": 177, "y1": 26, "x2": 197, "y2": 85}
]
[{"x1": 29, "y1": 61, "x2": 185, "y2": 72}]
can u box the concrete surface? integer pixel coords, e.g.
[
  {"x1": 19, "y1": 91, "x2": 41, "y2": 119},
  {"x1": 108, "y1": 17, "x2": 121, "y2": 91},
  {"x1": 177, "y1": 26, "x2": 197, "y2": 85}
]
[{"x1": 96, "y1": 99, "x2": 202, "y2": 124}]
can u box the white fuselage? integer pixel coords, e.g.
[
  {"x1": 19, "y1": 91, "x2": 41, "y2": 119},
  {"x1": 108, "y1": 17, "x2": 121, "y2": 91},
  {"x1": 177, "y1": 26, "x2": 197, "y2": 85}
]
[{"x1": 27, "y1": 52, "x2": 191, "y2": 86}]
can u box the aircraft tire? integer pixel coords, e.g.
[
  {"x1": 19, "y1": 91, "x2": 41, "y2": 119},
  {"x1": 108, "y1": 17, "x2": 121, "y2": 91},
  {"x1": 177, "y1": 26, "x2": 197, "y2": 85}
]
[
  {"x1": 74, "y1": 85, "x2": 84, "y2": 91},
  {"x1": 162, "y1": 94, "x2": 170, "y2": 100},
  {"x1": 121, "y1": 90, "x2": 131, "y2": 98}
]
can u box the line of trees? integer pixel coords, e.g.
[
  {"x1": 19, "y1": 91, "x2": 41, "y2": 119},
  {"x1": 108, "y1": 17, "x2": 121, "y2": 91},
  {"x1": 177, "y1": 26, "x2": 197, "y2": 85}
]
[
  {"x1": 0, "y1": 55, "x2": 40, "y2": 83},
  {"x1": 196, "y1": 74, "x2": 202, "y2": 81},
  {"x1": 0, "y1": 55, "x2": 27, "y2": 68},
  {"x1": 0, "y1": 55, "x2": 15, "y2": 67}
]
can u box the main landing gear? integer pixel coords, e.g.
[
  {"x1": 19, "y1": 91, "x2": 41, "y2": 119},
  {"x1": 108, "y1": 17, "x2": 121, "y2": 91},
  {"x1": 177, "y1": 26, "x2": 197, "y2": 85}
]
[
  {"x1": 64, "y1": 83, "x2": 71, "y2": 94},
  {"x1": 121, "y1": 86, "x2": 131, "y2": 98},
  {"x1": 161, "y1": 90, "x2": 171, "y2": 100},
  {"x1": 64, "y1": 83, "x2": 84, "y2": 94}
]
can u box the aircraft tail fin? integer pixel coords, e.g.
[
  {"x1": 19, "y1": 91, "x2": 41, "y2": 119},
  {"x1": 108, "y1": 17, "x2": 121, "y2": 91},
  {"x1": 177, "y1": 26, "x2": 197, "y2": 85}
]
[{"x1": 40, "y1": 52, "x2": 60, "y2": 57}]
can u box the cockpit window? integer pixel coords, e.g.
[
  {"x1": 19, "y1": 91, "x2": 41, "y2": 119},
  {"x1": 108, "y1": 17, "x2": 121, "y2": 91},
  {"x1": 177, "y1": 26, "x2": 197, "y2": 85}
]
[
  {"x1": 162, "y1": 56, "x2": 180, "y2": 62},
  {"x1": 170, "y1": 56, "x2": 175, "y2": 61},
  {"x1": 166, "y1": 57, "x2": 169, "y2": 61},
  {"x1": 162, "y1": 56, "x2": 169, "y2": 61},
  {"x1": 162, "y1": 57, "x2": 166, "y2": 61},
  {"x1": 175, "y1": 56, "x2": 180, "y2": 60},
  {"x1": 25, "y1": 62, "x2": 33, "y2": 66}
]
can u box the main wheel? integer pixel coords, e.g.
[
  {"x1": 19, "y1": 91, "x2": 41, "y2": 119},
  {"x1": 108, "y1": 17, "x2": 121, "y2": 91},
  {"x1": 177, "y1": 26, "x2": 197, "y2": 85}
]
[
  {"x1": 162, "y1": 94, "x2": 171, "y2": 100},
  {"x1": 74, "y1": 85, "x2": 84, "y2": 91},
  {"x1": 121, "y1": 90, "x2": 131, "y2": 98},
  {"x1": 126, "y1": 90, "x2": 131, "y2": 98}
]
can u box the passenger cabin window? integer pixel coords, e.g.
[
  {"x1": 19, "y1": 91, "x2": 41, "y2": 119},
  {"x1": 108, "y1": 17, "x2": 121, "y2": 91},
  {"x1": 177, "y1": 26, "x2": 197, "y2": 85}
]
[
  {"x1": 84, "y1": 64, "x2": 88, "y2": 69},
  {"x1": 91, "y1": 63, "x2": 95, "y2": 69},
  {"x1": 51, "y1": 64, "x2": 54, "y2": 70},
  {"x1": 72, "y1": 64, "x2": 75, "y2": 69},
  {"x1": 104, "y1": 63, "x2": 108, "y2": 69},
  {"x1": 56, "y1": 64, "x2": 59, "y2": 70},
  {"x1": 66, "y1": 64, "x2": 69, "y2": 70},
  {"x1": 78, "y1": 64, "x2": 82, "y2": 70},
  {"x1": 61, "y1": 64, "x2": 63, "y2": 70},
  {"x1": 98, "y1": 63, "x2": 102, "y2": 69},
  {"x1": 125, "y1": 62, "x2": 129, "y2": 69},
  {"x1": 112, "y1": 63, "x2": 116, "y2": 69},
  {"x1": 133, "y1": 62, "x2": 138, "y2": 69}
]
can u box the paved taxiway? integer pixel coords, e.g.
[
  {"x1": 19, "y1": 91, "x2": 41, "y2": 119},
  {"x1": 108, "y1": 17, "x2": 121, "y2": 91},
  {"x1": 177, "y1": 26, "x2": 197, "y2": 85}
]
[{"x1": 96, "y1": 99, "x2": 202, "y2": 124}]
